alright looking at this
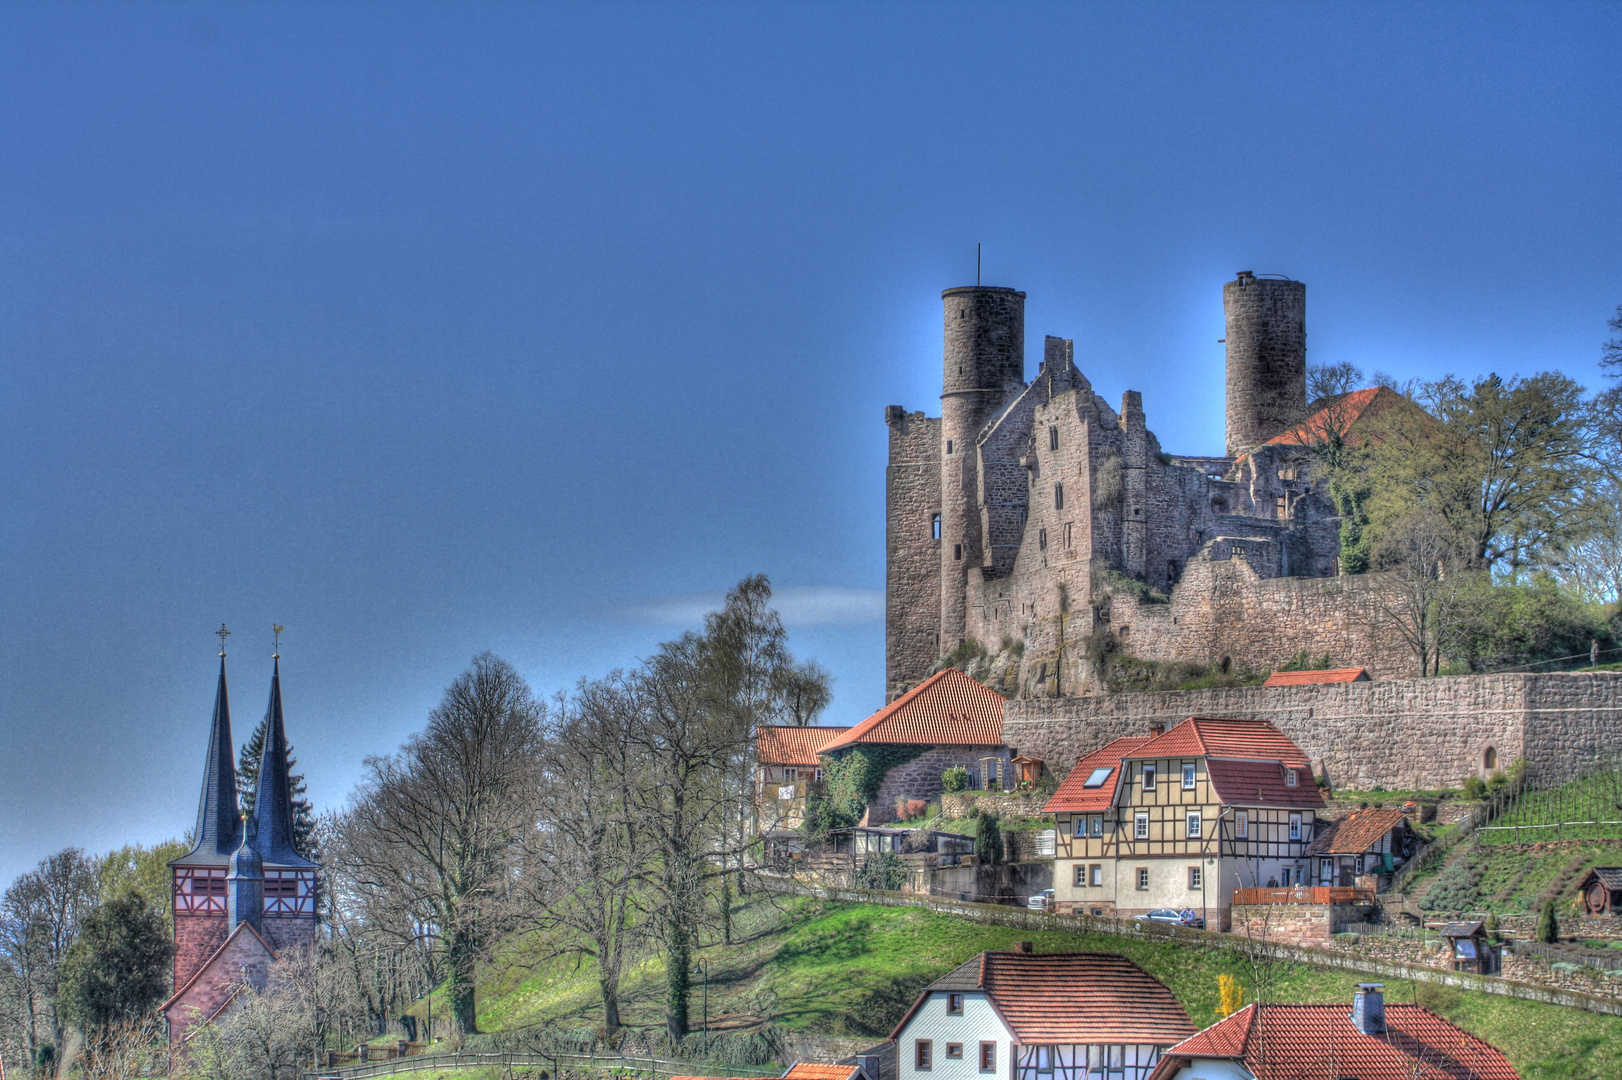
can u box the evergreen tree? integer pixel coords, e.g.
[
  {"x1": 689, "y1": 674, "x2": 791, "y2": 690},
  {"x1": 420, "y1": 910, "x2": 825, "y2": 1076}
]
[
  {"x1": 238, "y1": 717, "x2": 318, "y2": 859},
  {"x1": 1537, "y1": 897, "x2": 1560, "y2": 944},
  {"x1": 57, "y1": 891, "x2": 174, "y2": 1032}
]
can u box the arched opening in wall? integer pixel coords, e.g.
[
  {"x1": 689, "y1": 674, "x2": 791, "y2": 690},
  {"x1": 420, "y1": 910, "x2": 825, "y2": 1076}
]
[
  {"x1": 1483, "y1": 747, "x2": 1498, "y2": 774},
  {"x1": 1211, "y1": 496, "x2": 1228, "y2": 514}
]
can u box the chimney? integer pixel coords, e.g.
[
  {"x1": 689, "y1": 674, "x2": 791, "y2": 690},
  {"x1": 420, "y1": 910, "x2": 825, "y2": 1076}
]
[
  {"x1": 1014, "y1": 941, "x2": 1033, "y2": 954},
  {"x1": 1352, "y1": 984, "x2": 1386, "y2": 1035},
  {"x1": 1149, "y1": 722, "x2": 1166, "y2": 737}
]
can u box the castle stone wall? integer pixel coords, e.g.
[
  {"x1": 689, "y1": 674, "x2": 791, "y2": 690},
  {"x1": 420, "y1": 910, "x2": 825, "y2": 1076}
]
[
  {"x1": 1224, "y1": 273, "x2": 1307, "y2": 456},
  {"x1": 886, "y1": 409, "x2": 941, "y2": 699}
]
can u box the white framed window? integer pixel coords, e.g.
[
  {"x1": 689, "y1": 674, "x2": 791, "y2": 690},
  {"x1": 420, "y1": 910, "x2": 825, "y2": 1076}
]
[
  {"x1": 1074, "y1": 864, "x2": 1086, "y2": 887},
  {"x1": 1285, "y1": 768, "x2": 1298, "y2": 787},
  {"x1": 1136, "y1": 867, "x2": 1149, "y2": 891},
  {"x1": 1289, "y1": 813, "x2": 1302, "y2": 841},
  {"x1": 1142, "y1": 765, "x2": 1156, "y2": 792},
  {"x1": 1186, "y1": 812, "x2": 1201, "y2": 838},
  {"x1": 1235, "y1": 811, "x2": 1249, "y2": 839},
  {"x1": 1090, "y1": 815, "x2": 1104, "y2": 837},
  {"x1": 1090, "y1": 864, "x2": 1102, "y2": 887},
  {"x1": 946, "y1": 1045, "x2": 963, "y2": 1060},
  {"x1": 947, "y1": 993, "x2": 964, "y2": 1015},
  {"x1": 1134, "y1": 812, "x2": 1149, "y2": 839},
  {"x1": 1188, "y1": 866, "x2": 1202, "y2": 890},
  {"x1": 1182, "y1": 763, "x2": 1196, "y2": 789}
]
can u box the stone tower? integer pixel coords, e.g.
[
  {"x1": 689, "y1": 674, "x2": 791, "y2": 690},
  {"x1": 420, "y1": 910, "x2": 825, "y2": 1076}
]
[
  {"x1": 1224, "y1": 271, "x2": 1307, "y2": 456},
  {"x1": 939, "y1": 285, "x2": 1025, "y2": 654}
]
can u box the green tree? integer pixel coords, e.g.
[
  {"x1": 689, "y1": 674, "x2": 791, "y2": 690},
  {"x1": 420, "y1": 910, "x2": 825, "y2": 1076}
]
[
  {"x1": 93, "y1": 840, "x2": 188, "y2": 927},
  {"x1": 57, "y1": 891, "x2": 173, "y2": 1033},
  {"x1": 238, "y1": 718, "x2": 318, "y2": 860},
  {"x1": 972, "y1": 808, "x2": 1004, "y2": 866},
  {"x1": 1537, "y1": 897, "x2": 1561, "y2": 944}
]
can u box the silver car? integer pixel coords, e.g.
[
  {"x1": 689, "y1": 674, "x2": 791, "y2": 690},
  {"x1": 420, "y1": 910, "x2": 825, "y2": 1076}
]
[{"x1": 1026, "y1": 888, "x2": 1055, "y2": 911}]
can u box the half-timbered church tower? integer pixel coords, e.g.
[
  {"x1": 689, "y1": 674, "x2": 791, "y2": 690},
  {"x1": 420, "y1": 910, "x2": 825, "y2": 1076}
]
[{"x1": 162, "y1": 636, "x2": 319, "y2": 1044}]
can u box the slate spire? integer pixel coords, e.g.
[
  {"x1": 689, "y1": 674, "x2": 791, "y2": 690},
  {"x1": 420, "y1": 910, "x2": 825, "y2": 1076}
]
[
  {"x1": 248, "y1": 656, "x2": 316, "y2": 867},
  {"x1": 185, "y1": 653, "x2": 242, "y2": 861}
]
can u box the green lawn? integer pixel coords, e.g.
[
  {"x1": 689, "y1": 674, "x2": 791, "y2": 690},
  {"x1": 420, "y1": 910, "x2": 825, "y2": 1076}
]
[{"x1": 462, "y1": 898, "x2": 1622, "y2": 1080}]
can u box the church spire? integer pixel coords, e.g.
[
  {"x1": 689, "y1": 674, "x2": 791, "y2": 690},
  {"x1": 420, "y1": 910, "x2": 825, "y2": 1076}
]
[
  {"x1": 184, "y1": 636, "x2": 242, "y2": 861},
  {"x1": 248, "y1": 655, "x2": 315, "y2": 867}
]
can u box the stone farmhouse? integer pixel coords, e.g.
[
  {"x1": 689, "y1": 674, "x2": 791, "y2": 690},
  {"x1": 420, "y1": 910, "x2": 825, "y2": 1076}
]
[
  {"x1": 1044, "y1": 717, "x2": 1323, "y2": 929},
  {"x1": 890, "y1": 946, "x2": 1196, "y2": 1080},
  {"x1": 162, "y1": 649, "x2": 318, "y2": 1046},
  {"x1": 885, "y1": 273, "x2": 1432, "y2": 702}
]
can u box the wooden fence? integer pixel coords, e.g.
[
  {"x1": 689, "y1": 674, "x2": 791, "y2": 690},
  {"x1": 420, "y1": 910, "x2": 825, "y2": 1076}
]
[
  {"x1": 300, "y1": 1049, "x2": 778, "y2": 1080},
  {"x1": 1232, "y1": 886, "x2": 1373, "y2": 906}
]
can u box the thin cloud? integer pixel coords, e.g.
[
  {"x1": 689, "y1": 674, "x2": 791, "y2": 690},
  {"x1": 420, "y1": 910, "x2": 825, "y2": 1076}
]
[{"x1": 616, "y1": 586, "x2": 883, "y2": 628}]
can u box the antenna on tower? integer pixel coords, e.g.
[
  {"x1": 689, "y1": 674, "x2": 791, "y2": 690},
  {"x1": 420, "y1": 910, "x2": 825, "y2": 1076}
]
[{"x1": 977, "y1": 243, "x2": 981, "y2": 286}]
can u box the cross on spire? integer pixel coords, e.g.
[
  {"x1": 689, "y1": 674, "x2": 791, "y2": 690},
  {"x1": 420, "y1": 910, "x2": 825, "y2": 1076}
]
[{"x1": 216, "y1": 623, "x2": 231, "y2": 657}]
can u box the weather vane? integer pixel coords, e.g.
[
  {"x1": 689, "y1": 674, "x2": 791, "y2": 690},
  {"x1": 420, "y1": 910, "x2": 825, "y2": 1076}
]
[
  {"x1": 272, "y1": 624, "x2": 284, "y2": 659},
  {"x1": 216, "y1": 623, "x2": 231, "y2": 657}
]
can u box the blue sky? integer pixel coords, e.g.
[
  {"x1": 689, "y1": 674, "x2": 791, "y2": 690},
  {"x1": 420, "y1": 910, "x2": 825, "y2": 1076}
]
[{"x1": 1, "y1": 2, "x2": 1618, "y2": 883}]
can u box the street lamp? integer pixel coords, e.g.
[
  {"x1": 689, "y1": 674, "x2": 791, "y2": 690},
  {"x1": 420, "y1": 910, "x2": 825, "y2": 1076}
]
[{"x1": 692, "y1": 961, "x2": 708, "y2": 1055}]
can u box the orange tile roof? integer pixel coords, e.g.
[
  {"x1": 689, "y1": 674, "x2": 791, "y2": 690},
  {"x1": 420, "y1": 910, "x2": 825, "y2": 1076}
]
[
  {"x1": 893, "y1": 951, "x2": 1194, "y2": 1045},
  {"x1": 1263, "y1": 386, "x2": 1388, "y2": 447},
  {"x1": 820, "y1": 669, "x2": 1005, "y2": 752},
  {"x1": 1263, "y1": 667, "x2": 1371, "y2": 686},
  {"x1": 1307, "y1": 807, "x2": 1410, "y2": 855},
  {"x1": 1043, "y1": 736, "x2": 1154, "y2": 813},
  {"x1": 1149, "y1": 1003, "x2": 1519, "y2": 1080},
  {"x1": 782, "y1": 1066, "x2": 861, "y2": 1080},
  {"x1": 1206, "y1": 759, "x2": 1326, "y2": 809},
  {"x1": 1135, "y1": 717, "x2": 1312, "y2": 766},
  {"x1": 755, "y1": 725, "x2": 852, "y2": 766}
]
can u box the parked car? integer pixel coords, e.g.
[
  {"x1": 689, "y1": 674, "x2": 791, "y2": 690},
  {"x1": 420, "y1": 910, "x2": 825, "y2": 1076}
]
[
  {"x1": 1026, "y1": 888, "x2": 1056, "y2": 912},
  {"x1": 1134, "y1": 908, "x2": 1203, "y2": 928}
]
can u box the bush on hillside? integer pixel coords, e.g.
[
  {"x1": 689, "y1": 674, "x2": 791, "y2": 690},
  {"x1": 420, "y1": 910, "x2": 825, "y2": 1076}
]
[
  {"x1": 941, "y1": 766, "x2": 969, "y2": 793},
  {"x1": 1538, "y1": 898, "x2": 1561, "y2": 944},
  {"x1": 1447, "y1": 576, "x2": 1616, "y2": 671},
  {"x1": 1420, "y1": 855, "x2": 1484, "y2": 913},
  {"x1": 855, "y1": 852, "x2": 905, "y2": 892}
]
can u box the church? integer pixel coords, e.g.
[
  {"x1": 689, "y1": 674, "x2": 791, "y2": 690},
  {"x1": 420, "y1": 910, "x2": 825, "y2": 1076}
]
[{"x1": 160, "y1": 633, "x2": 319, "y2": 1045}]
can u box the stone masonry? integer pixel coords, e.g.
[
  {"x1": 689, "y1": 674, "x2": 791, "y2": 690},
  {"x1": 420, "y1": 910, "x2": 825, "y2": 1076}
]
[
  {"x1": 869, "y1": 744, "x2": 1010, "y2": 825},
  {"x1": 1004, "y1": 672, "x2": 1622, "y2": 791}
]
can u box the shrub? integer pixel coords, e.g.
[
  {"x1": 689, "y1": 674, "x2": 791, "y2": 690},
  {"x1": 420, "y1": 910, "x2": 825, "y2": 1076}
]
[
  {"x1": 1538, "y1": 897, "x2": 1561, "y2": 944},
  {"x1": 894, "y1": 798, "x2": 927, "y2": 821},
  {"x1": 971, "y1": 807, "x2": 1004, "y2": 865},
  {"x1": 856, "y1": 852, "x2": 906, "y2": 891},
  {"x1": 1416, "y1": 983, "x2": 1461, "y2": 1013},
  {"x1": 1420, "y1": 855, "x2": 1484, "y2": 913},
  {"x1": 1462, "y1": 776, "x2": 1487, "y2": 800},
  {"x1": 1217, "y1": 974, "x2": 1243, "y2": 1018},
  {"x1": 941, "y1": 766, "x2": 969, "y2": 793},
  {"x1": 1485, "y1": 912, "x2": 1501, "y2": 942}
]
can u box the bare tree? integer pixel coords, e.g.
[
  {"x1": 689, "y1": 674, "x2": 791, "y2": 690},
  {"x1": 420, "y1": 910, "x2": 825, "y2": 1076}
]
[
  {"x1": 0, "y1": 848, "x2": 98, "y2": 1062},
  {"x1": 1373, "y1": 512, "x2": 1468, "y2": 677},
  {"x1": 338, "y1": 653, "x2": 544, "y2": 1036},
  {"x1": 73, "y1": 1014, "x2": 166, "y2": 1080}
]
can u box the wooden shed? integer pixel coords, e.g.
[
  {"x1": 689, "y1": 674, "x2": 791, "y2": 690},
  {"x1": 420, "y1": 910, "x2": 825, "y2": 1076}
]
[
  {"x1": 1439, "y1": 920, "x2": 1499, "y2": 975},
  {"x1": 1578, "y1": 867, "x2": 1622, "y2": 916}
]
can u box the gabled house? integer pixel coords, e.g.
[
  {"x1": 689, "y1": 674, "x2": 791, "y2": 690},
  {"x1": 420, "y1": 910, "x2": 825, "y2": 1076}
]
[
  {"x1": 1306, "y1": 807, "x2": 1417, "y2": 887},
  {"x1": 1045, "y1": 718, "x2": 1324, "y2": 927},
  {"x1": 820, "y1": 669, "x2": 1009, "y2": 824},
  {"x1": 756, "y1": 725, "x2": 851, "y2": 830},
  {"x1": 1148, "y1": 984, "x2": 1519, "y2": 1080},
  {"x1": 891, "y1": 945, "x2": 1195, "y2": 1080}
]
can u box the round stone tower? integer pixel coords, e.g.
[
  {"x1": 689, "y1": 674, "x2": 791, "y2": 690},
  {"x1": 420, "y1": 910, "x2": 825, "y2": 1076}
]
[
  {"x1": 1224, "y1": 271, "x2": 1307, "y2": 456},
  {"x1": 939, "y1": 285, "x2": 1025, "y2": 652}
]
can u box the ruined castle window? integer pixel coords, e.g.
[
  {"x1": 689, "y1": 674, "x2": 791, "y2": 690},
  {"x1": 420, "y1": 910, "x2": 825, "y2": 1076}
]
[
  {"x1": 946, "y1": 439, "x2": 953, "y2": 454},
  {"x1": 1064, "y1": 522, "x2": 1074, "y2": 548},
  {"x1": 1049, "y1": 426, "x2": 1059, "y2": 451},
  {"x1": 1211, "y1": 496, "x2": 1228, "y2": 513},
  {"x1": 1277, "y1": 496, "x2": 1289, "y2": 518},
  {"x1": 932, "y1": 513, "x2": 941, "y2": 540},
  {"x1": 1168, "y1": 560, "x2": 1180, "y2": 584},
  {"x1": 1038, "y1": 528, "x2": 1047, "y2": 551},
  {"x1": 1054, "y1": 483, "x2": 1064, "y2": 510},
  {"x1": 953, "y1": 544, "x2": 962, "y2": 561},
  {"x1": 1483, "y1": 747, "x2": 1498, "y2": 771}
]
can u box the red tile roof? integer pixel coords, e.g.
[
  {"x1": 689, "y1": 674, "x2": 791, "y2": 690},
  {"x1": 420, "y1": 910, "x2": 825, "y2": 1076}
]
[
  {"x1": 1135, "y1": 717, "x2": 1312, "y2": 767},
  {"x1": 1207, "y1": 759, "x2": 1326, "y2": 809},
  {"x1": 820, "y1": 669, "x2": 1005, "y2": 752},
  {"x1": 782, "y1": 1066, "x2": 861, "y2": 1080},
  {"x1": 1263, "y1": 667, "x2": 1371, "y2": 686},
  {"x1": 892, "y1": 951, "x2": 1195, "y2": 1046},
  {"x1": 1043, "y1": 736, "x2": 1154, "y2": 813},
  {"x1": 1307, "y1": 807, "x2": 1409, "y2": 855},
  {"x1": 755, "y1": 725, "x2": 851, "y2": 766},
  {"x1": 1260, "y1": 385, "x2": 1432, "y2": 453},
  {"x1": 1149, "y1": 1003, "x2": 1520, "y2": 1080}
]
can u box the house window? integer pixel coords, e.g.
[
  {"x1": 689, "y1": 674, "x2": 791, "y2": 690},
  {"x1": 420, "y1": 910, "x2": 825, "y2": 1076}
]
[
  {"x1": 1285, "y1": 768, "x2": 1298, "y2": 787},
  {"x1": 1049, "y1": 426, "x2": 1059, "y2": 451},
  {"x1": 1320, "y1": 858, "x2": 1333, "y2": 883},
  {"x1": 1134, "y1": 812, "x2": 1149, "y2": 839},
  {"x1": 1189, "y1": 866, "x2": 1202, "y2": 890},
  {"x1": 1186, "y1": 813, "x2": 1201, "y2": 838},
  {"x1": 1182, "y1": 763, "x2": 1196, "y2": 789},
  {"x1": 1090, "y1": 864, "x2": 1103, "y2": 887},
  {"x1": 1074, "y1": 864, "x2": 1087, "y2": 887},
  {"x1": 1054, "y1": 483, "x2": 1064, "y2": 510},
  {"x1": 1142, "y1": 765, "x2": 1156, "y2": 792},
  {"x1": 954, "y1": 544, "x2": 962, "y2": 561},
  {"x1": 980, "y1": 1042, "x2": 996, "y2": 1073},
  {"x1": 916, "y1": 1041, "x2": 933, "y2": 1070},
  {"x1": 932, "y1": 513, "x2": 941, "y2": 540},
  {"x1": 1136, "y1": 867, "x2": 1150, "y2": 891},
  {"x1": 1038, "y1": 528, "x2": 1047, "y2": 551},
  {"x1": 946, "y1": 1045, "x2": 963, "y2": 1060},
  {"x1": 946, "y1": 993, "x2": 963, "y2": 1015},
  {"x1": 1090, "y1": 815, "x2": 1103, "y2": 837},
  {"x1": 1083, "y1": 767, "x2": 1113, "y2": 788},
  {"x1": 1235, "y1": 811, "x2": 1248, "y2": 839},
  {"x1": 1289, "y1": 813, "x2": 1302, "y2": 841}
]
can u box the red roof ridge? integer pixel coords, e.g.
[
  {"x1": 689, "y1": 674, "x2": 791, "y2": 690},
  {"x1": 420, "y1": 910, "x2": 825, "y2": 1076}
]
[
  {"x1": 1263, "y1": 667, "x2": 1371, "y2": 687},
  {"x1": 821, "y1": 669, "x2": 1004, "y2": 752}
]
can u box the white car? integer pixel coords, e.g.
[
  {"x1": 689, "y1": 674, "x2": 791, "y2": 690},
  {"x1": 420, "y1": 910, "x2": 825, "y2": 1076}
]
[
  {"x1": 1134, "y1": 908, "x2": 1204, "y2": 928},
  {"x1": 1026, "y1": 888, "x2": 1055, "y2": 911}
]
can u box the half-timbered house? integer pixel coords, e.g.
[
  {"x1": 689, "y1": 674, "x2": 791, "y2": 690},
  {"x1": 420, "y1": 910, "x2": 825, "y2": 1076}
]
[{"x1": 1044, "y1": 717, "x2": 1324, "y2": 929}]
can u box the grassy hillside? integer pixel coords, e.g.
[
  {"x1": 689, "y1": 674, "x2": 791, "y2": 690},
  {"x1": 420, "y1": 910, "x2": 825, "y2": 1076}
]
[{"x1": 456, "y1": 897, "x2": 1622, "y2": 1080}]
